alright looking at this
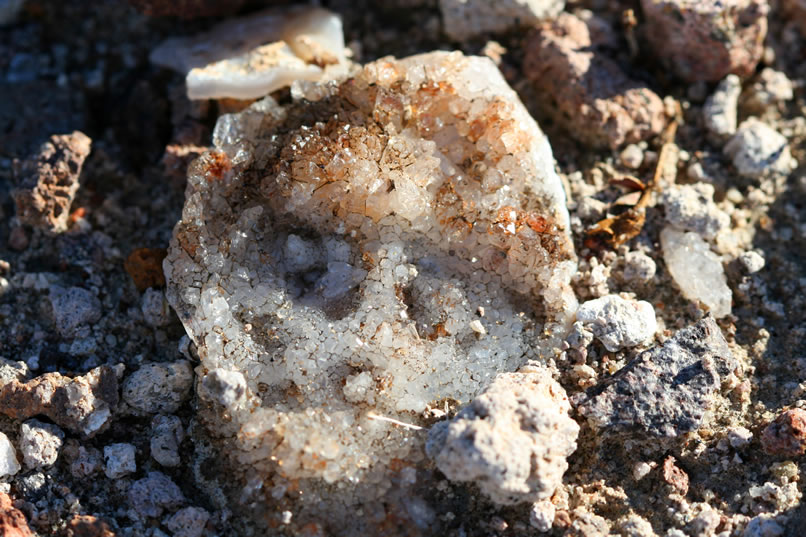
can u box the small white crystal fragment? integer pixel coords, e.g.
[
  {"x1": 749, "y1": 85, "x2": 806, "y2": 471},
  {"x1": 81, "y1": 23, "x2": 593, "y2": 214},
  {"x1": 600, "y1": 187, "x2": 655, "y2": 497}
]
[
  {"x1": 0, "y1": 432, "x2": 20, "y2": 477},
  {"x1": 660, "y1": 227, "x2": 732, "y2": 318},
  {"x1": 576, "y1": 295, "x2": 657, "y2": 352}
]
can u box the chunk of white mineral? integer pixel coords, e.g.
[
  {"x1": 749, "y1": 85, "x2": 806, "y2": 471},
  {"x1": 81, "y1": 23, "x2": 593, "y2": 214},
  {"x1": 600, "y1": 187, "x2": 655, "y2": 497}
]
[
  {"x1": 660, "y1": 226, "x2": 731, "y2": 318},
  {"x1": 426, "y1": 366, "x2": 579, "y2": 505},
  {"x1": 165, "y1": 50, "x2": 577, "y2": 516},
  {"x1": 150, "y1": 7, "x2": 350, "y2": 100},
  {"x1": 576, "y1": 295, "x2": 657, "y2": 352}
]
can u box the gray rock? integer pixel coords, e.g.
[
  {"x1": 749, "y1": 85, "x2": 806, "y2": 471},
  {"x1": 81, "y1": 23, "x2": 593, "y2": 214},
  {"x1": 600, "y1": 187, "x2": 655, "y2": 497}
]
[
  {"x1": 724, "y1": 118, "x2": 796, "y2": 179},
  {"x1": 576, "y1": 295, "x2": 657, "y2": 352},
  {"x1": 19, "y1": 419, "x2": 64, "y2": 468},
  {"x1": 122, "y1": 361, "x2": 193, "y2": 415},
  {"x1": 0, "y1": 357, "x2": 29, "y2": 384},
  {"x1": 703, "y1": 75, "x2": 741, "y2": 140},
  {"x1": 576, "y1": 317, "x2": 736, "y2": 438},
  {"x1": 661, "y1": 183, "x2": 730, "y2": 239},
  {"x1": 150, "y1": 414, "x2": 184, "y2": 468},
  {"x1": 104, "y1": 442, "x2": 136, "y2": 478},
  {"x1": 164, "y1": 506, "x2": 210, "y2": 537},
  {"x1": 426, "y1": 366, "x2": 578, "y2": 505},
  {"x1": 70, "y1": 446, "x2": 102, "y2": 478},
  {"x1": 622, "y1": 251, "x2": 656, "y2": 284},
  {"x1": 141, "y1": 288, "x2": 172, "y2": 328},
  {"x1": 129, "y1": 471, "x2": 185, "y2": 518},
  {"x1": 49, "y1": 286, "x2": 102, "y2": 338}
]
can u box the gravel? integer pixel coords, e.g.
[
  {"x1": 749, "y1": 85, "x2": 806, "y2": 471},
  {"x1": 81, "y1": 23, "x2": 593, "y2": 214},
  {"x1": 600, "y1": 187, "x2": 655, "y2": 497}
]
[
  {"x1": 18, "y1": 419, "x2": 64, "y2": 469},
  {"x1": 103, "y1": 443, "x2": 136, "y2": 479},
  {"x1": 0, "y1": 433, "x2": 20, "y2": 478}
]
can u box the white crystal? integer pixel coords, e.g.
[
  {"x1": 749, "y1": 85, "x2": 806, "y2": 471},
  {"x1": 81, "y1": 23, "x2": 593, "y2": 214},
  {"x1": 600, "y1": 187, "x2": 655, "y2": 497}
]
[
  {"x1": 660, "y1": 227, "x2": 732, "y2": 318},
  {"x1": 150, "y1": 7, "x2": 350, "y2": 100},
  {"x1": 0, "y1": 432, "x2": 20, "y2": 477},
  {"x1": 576, "y1": 295, "x2": 657, "y2": 352}
]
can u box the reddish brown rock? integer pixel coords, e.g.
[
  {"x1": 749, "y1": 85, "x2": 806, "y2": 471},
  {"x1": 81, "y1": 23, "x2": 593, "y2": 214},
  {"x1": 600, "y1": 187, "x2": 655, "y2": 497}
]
[
  {"x1": 0, "y1": 366, "x2": 119, "y2": 437},
  {"x1": 61, "y1": 515, "x2": 116, "y2": 537},
  {"x1": 662, "y1": 456, "x2": 689, "y2": 495},
  {"x1": 761, "y1": 409, "x2": 806, "y2": 457},
  {"x1": 523, "y1": 12, "x2": 666, "y2": 149},
  {"x1": 124, "y1": 248, "x2": 168, "y2": 291},
  {"x1": 0, "y1": 492, "x2": 33, "y2": 537},
  {"x1": 12, "y1": 132, "x2": 92, "y2": 233},
  {"x1": 640, "y1": 0, "x2": 768, "y2": 82}
]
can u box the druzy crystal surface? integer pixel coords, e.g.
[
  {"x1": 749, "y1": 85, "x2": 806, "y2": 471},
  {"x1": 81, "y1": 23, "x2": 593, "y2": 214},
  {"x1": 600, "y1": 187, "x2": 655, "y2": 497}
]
[{"x1": 164, "y1": 51, "x2": 576, "y2": 518}]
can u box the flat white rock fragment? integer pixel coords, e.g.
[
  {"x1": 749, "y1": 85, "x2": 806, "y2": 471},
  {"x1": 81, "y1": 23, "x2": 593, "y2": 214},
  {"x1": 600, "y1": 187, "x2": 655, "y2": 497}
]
[
  {"x1": 576, "y1": 295, "x2": 656, "y2": 352},
  {"x1": 165, "y1": 49, "x2": 577, "y2": 517},
  {"x1": 660, "y1": 226, "x2": 732, "y2": 318},
  {"x1": 426, "y1": 366, "x2": 579, "y2": 505},
  {"x1": 151, "y1": 7, "x2": 349, "y2": 100}
]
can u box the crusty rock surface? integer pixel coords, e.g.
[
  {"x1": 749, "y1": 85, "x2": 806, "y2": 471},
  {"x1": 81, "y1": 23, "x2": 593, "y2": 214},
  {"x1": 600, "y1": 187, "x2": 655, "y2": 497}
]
[
  {"x1": 661, "y1": 183, "x2": 731, "y2": 239},
  {"x1": 0, "y1": 366, "x2": 119, "y2": 437},
  {"x1": 122, "y1": 360, "x2": 193, "y2": 415},
  {"x1": 439, "y1": 0, "x2": 564, "y2": 41},
  {"x1": 0, "y1": 491, "x2": 33, "y2": 537},
  {"x1": 576, "y1": 317, "x2": 737, "y2": 438},
  {"x1": 576, "y1": 295, "x2": 657, "y2": 352},
  {"x1": 48, "y1": 286, "x2": 102, "y2": 339},
  {"x1": 761, "y1": 409, "x2": 806, "y2": 457},
  {"x1": 640, "y1": 0, "x2": 768, "y2": 82},
  {"x1": 19, "y1": 419, "x2": 64, "y2": 469},
  {"x1": 11, "y1": 131, "x2": 91, "y2": 233},
  {"x1": 523, "y1": 11, "x2": 666, "y2": 149},
  {"x1": 426, "y1": 366, "x2": 579, "y2": 505},
  {"x1": 128, "y1": 471, "x2": 185, "y2": 518}
]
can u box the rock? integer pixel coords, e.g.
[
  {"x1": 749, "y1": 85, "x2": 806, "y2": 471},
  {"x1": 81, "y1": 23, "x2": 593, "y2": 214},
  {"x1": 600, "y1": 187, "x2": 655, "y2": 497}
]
[
  {"x1": 11, "y1": 131, "x2": 92, "y2": 233},
  {"x1": 703, "y1": 75, "x2": 741, "y2": 140},
  {"x1": 128, "y1": 471, "x2": 185, "y2": 518},
  {"x1": 48, "y1": 286, "x2": 102, "y2": 338},
  {"x1": 0, "y1": 432, "x2": 20, "y2": 477},
  {"x1": 576, "y1": 317, "x2": 736, "y2": 438},
  {"x1": 530, "y1": 500, "x2": 556, "y2": 532},
  {"x1": 60, "y1": 515, "x2": 115, "y2": 537},
  {"x1": 739, "y1": 250, "x2": 765, "y2": 274},
  {"x1": 122, "y1": 361, "x2": 193, "y2": 415},
  {"x1": 164, "y1": 49, "x2": 577, "y2": 505},
  {"x1": 523, "y1": 12, "x2": 666, "y2": 149},
  {"x1": 745, "y1": 68, "x2": 794, "y2": 111},
  {"x1": 743, "y1": 515, "x2": 786, "y2": 537},
  {"x1": 728, "y1": 426, "x2": 753, "y2": 448},
  {"x1": 163, "y1": 507, "x2": 210, "y2": 537},
  {"x1": 0, "y1": 365, "x2": 119, "y2": 437},
  {"x1": 70, "y1": 446, "x2": 102, "y2": 478},
  {"x1": 141, "y1": 288, "x2": 172, "y2": 327},
  {"x1": 426, "y1": 366, "x2": 579, "y2": 505},
  {"x1": 151, "y1": 7, "x2": 350, "y2": 100},
  {"x1": 661, "y1": 183, "x2": 731, "y2": 239},
  {"x1": 104, "y1": 443, "x2": 136, "y2": 478},
  {"x1": 124, "y1": 248, "x2": 168, "y2": 291},
  {"x1": 622, "y1": 251, "x2": 656, "y2": 284},
  {"x1": 0, "y1": 357, "x2": 30, "y2": 384},
  {"x1": 150, "y1": 414, "x2": 184, "y2": 467},
  {"x1": 660, "y1": 227, "x2": 732, "y2": 318},
  {"x1": 127, "y1": 0, "x2": 248, "y2": 18},
  {"x1": 640, "y1": 0, "x2": 768, "y2": 82},
  {"x1": 439, "y1": 0, "x2": 564, "y2": 41},
  {"x1": 19, "y1": 419, "x2": 64, "y2": 469},
  {"x1": 662, "y1": 456, "x2": 689, "y2": 494},
  {"x1": 619, "y1": 144, "x2": 644, "y2": 169},
  {"x1": 724, "y1": 118, "x2": 796, "y2": 179},
  {"x1": 576, "y1": 295, "x2": 657, "y2": 352},
  {"x1": 0, "y1": 491, "x2": 33, "y2": 537},
  {"x1": 761, "y1": 409, "x2": 806, "y2": 457}
]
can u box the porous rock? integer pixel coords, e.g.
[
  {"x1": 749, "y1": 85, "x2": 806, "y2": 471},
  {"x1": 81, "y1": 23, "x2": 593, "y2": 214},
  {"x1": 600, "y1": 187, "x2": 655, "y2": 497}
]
[
  {"x1": 661, "y1": 227, "x2": 732, "y2": 318},
  {"x1": 128, "y1": 471, "x2": 185, "y2": 519},
  {"x1": 426, "y1": 366, "x2": 579, "y2": 505},
  {"x1": 0, "y1": 491, "x2": 33, "y2": 537},
  {"x1": 724, "y1": 118, "x2": 796, "y2": 179},
  {"x1": 19, "y1": 419, "x2": 64, "y2": 469},
  {"x1": 104, "y1": 442, "x2": 136, "y2": 479},
  {"x1": 439, "y1": 0, "x2": 565, "y2": 41},
  {"x1": 164, "y1": 507, "x2": 210, "y2": 537},
  {"x1": 11, "y1": 131, "x2": 91, "y2": 233},
  {"x1": 0, "y1": 366, "x2": 119, "y2": 437},
  {"x1": 164, "y1": 50, "x2": 577, "y2": 523},
  {"x1": 48, "y1": 286, "x2": 102, "y2": 339},
  {"x1": 576, "y1": 295, "x2": 657, "y2": 352},
  {"x1": 150, "y1": 414, "x2": 184, "y2": 467},
  {"x1": 122, "y1": 361, "x2": 193, "y2": 415},
  {"x1": 151, "y1": 7, "x2": 350, "y2": 100},
  {"x1": 640, "y1": 0, "x2": 768, "y2": 82},
  {"x1": 661, "y1": 183, "x2": 730, "y2": 239},
  {"x1": 523, "y1": 11, "x2": 666, "y2": 149},
  {"x1": 761, "y1": 409, "x2": 806, "y2": 457},
  {"x1": 576, "y1": 317, "x2": 736, "y2": 438}
]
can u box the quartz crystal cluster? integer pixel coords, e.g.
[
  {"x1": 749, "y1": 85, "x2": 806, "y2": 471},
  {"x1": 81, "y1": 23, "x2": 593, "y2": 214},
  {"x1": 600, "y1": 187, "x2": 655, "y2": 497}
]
[{"x1": 164, "y1": 50, "x2": 577, "y2": 515}]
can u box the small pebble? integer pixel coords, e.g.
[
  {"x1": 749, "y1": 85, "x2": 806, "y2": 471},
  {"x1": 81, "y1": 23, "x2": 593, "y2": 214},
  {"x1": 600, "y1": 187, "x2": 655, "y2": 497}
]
[
  {"x1": 724, "y1": 118, "x2": 796, "y2": 179},
  {"x1": 164, "y1": 506, "x2": 210, "y2": 537},
  {"x1": 703, "y1": 74, "x2": 741, "y2": 140},
  {"x1": 728, "y1": 427, "x2": 753, "y2": 449},
  {"x1": 761, "y1": 409, "x2": 806, "y2": 457},
  {"x1": 150, "y1": 415, "x2": 184, "y2": 468},
  {"x1": 622, "y1": 251, "x2": 656, "y2": 284},
  {"x1": 739, "y1": 250, "x2": 766, "y2": 274},
  {"x1": 19, "y1": 419, "x2": 64, "y2": 469},
  {"x1": 619, "y1": 144, "x2": 644, "y2": 169},
  {"x1": 129, "y1": 471, "x2": 185, "y2": 518},
  {"x1": 48, "y1": 286, "x2": 102, "y2": 338},
  {"x1": 104, "y1": 443, "x2": 136, "y2": 479},
  {"x1": 0, "y1": 432, "x2": 20, "y2": 478},
  {"x1": 576, "y1": 295, "x2": 657, "y2": 352},
  {"x1": 122, "y1": 360, "x2": 194, "y2": 414}
]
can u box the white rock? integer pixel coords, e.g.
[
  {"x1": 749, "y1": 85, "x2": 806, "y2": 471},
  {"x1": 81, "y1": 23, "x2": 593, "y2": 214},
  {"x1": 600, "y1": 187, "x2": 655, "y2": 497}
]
[
  {"x1": 122, "y1": 361, "x2": 193, "y2": 414},
  {"x1": 724, "y1": 118, "x2": 796, "y2": 178},
  {"x1": 747, "y1": 68, "x2": 794, "y2": 110},
  {"x1": 150, "y1": 415, "x2": 184, "y2": 468},
  {"x1": 576, "y1": 295, "x2": 657, "y2": 352},
  {"x1": 104, "y1": 443, "x2": 136, "y2": 479},
  {"x1": 440, "y1": 0, "x2": 565, "y2": 41},
  {"x1": 661, "y1": 183, "x2": 730, "y2": 239},
  {"x1": 426, "y1": 366, "x2": 579, "y2": 505},
  {"x1": 739, "y1": 250, "x2": 765, "y2": 274},
  {"x1": 150, "y1": 7, "x2": 350, "y2": 100},
  {"x1": 199, "y1": 368, "x2": 247, "y2": 408},
  {"x1": 19, "y1": 419, "x2": 64, "y2": 469},
  {"x1": 660, "y1": 227, "x2": 732, "y2": 318},
  {"x1": 619, "y1": 144, "x2": 644, "y2": 169},
  {"x1": 530, "y1": 499, "x2": 555, "y2": 532},
  {"x1": 0, "y1": 432, "x2": 20, "y2": 477},
  {"x1": 728, "y1": 427, "x2": 753, "y2": 449},
  {"x1": 743, "y1": 515, "x2": 785, "y2": 537},
  {"x1": 703, "y1": 74, "x2": 741, "y2": 139}
]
